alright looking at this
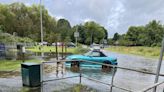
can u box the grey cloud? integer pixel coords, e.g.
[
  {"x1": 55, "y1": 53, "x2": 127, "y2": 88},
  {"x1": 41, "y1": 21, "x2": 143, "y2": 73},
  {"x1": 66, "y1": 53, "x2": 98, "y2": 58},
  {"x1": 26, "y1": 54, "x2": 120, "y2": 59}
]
[{"x1": 0, "y1": 0, "x2": 164, "y2": 37}]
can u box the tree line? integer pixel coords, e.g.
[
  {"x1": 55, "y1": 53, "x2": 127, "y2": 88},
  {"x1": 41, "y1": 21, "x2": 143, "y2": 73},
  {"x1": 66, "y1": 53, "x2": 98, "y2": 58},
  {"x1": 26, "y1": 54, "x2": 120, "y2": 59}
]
[
  {"x1": 109, "y1": 20, "x2": 164, "y2": 47},
  {"x1": 0, "y1": 3, "x2": 108, "y2": 45}
]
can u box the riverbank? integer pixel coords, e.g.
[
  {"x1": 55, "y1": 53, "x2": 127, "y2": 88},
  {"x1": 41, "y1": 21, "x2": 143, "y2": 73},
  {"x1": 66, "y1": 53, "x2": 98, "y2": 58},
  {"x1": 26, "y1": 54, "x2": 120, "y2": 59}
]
[
  {"x1": 105, "y1": 46, "x2": 161, "y2": 58},
  {"x1": 0, "y1": 46, "x2": 89, "y2": 77},
  {"x1": 26, "y1": 46, "x2": 89, "y2": 54},
  {"x1": 0, "y1": 59, "x2": 41, "y2": 71}
]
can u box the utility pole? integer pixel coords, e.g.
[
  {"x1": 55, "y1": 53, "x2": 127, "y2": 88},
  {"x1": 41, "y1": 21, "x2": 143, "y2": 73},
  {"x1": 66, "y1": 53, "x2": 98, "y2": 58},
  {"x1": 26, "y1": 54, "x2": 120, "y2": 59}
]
[
  {"x1": 40, "y1": 0, "x2": 44, "y2": 57},
  {"x1": 40, "y1": 0, "x2": 43, "y2": 43}
]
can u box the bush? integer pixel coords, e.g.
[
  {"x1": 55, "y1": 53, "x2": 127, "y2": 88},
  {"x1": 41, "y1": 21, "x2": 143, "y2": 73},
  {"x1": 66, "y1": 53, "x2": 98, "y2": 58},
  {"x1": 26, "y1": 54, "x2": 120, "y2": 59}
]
[{"x1": 0, "y1": 32, "x2": 33, "y2": 43}]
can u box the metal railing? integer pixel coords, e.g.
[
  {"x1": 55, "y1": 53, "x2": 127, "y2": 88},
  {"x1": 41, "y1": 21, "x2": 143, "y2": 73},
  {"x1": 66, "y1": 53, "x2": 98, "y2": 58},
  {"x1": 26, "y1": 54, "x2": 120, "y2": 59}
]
[
  {"x1": 39, "y1": 38, "x2": 164, "y2": 92},
  {"x1": 138, "y1": 81, "x2": 164, "y2": 92},
  {"x1": 40, "y1": 60, "x2": 164, "y2": 92}
]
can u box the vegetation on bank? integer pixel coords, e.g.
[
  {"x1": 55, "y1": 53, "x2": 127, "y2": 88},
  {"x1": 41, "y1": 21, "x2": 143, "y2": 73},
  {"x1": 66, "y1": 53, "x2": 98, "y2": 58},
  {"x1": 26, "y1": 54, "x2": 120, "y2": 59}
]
[
  {"x1": 0, "y1": 59, "x2": 41, "y2": 71},
  {"x1": 26, "y1": 46, "x2": 89, "y2": 54},
  {"x1": 109, "y1": 20, "x2": 164, "y2": 47},
  {"x1": 105, "y1": 46, "x2": 161, "y2": 58},
  {"x1": 0, "y1": 32, "x2": 33, "y2": 43},
  {"x1": 0, "y1": 3, "x2": 107, "y2": 45},
  {"x1": 0, "y1": 46, "x2": 89, "y2": 71}
]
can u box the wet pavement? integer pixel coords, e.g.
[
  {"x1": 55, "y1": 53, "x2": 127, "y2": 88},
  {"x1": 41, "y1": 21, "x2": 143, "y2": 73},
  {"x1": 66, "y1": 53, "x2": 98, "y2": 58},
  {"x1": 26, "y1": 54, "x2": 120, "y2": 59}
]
[{"x1": 0, "y1": 51, "x2": 164, "y2": 92}]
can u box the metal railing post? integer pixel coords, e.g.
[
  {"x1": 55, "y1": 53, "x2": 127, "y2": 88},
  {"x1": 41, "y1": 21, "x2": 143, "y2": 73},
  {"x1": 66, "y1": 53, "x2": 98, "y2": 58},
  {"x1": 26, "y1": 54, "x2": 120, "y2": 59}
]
[
  {"x1": 110, "y1": 67, "x2": 116, "y2": 92},
  {"x1": 153, "y1": 38, "x2": 164, "y2": 92},
  {"x1": 41, "y1": 63, "x2": 44, "y2": 92},
  {"x1": 79, "y1": 61, "x2": 82, "y2": 84},
  {"x1": 56, "y1": 62, "x2": 59, "y2": 77}
]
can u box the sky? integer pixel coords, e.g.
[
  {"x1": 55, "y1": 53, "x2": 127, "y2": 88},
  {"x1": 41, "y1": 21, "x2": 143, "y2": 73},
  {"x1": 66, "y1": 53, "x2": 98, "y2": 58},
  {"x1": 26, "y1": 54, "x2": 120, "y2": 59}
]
[{"x1": 0, "y1": 0, "x2": 164, "y2": 37}]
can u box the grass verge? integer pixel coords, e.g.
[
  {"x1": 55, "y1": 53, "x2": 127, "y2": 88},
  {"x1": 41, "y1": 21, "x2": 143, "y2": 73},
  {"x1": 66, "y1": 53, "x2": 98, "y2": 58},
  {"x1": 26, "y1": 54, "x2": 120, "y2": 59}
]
[
  {"x1": 105, "y1": 46, "x2": 161, "y2": 58},
  {"x1": 26, "y1": 46, "x2": 89, "y2": 54},
  {"x1": 0, "y1": 59, "x2": 41, "y2": 71},
  {"x1": 26, "y1": 46, "x2": 75, "y2": 53}
]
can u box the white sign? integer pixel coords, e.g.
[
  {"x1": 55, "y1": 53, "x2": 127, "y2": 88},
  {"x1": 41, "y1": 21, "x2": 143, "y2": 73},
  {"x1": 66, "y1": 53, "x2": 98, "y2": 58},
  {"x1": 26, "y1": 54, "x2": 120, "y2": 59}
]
[
  {"x1": 74, "y1": 31, "x2": 79, "y2": 37},
  {"x1": 22, "y1": 46, "x2": 26, "y2": 53}
]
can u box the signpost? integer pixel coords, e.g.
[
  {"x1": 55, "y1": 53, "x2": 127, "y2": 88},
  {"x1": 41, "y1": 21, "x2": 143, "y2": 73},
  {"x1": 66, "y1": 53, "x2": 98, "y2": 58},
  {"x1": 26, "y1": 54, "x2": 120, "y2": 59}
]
[{"x1": 74, "y1": 31, "x2": 79, "y2": 47}]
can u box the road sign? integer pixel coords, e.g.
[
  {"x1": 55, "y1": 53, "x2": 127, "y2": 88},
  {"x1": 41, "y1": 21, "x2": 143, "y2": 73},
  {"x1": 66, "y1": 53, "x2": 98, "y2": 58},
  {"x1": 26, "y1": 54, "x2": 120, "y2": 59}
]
[{"x1": 74, "y1": 31, "x2": 79, "y2": 38}]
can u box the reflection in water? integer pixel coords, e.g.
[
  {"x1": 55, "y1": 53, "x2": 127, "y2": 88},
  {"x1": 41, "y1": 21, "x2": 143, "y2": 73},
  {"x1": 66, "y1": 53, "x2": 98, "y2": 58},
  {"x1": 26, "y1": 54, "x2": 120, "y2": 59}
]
[
  {"x1": 66, "y1": 66, "x2": 114, "y2": 80},
  {"x1": 20, "y1": 87, "x2": 41, "y2": 92},
  {"x1": 1, "y1": 51, "x2": 164, "y2": 92}
]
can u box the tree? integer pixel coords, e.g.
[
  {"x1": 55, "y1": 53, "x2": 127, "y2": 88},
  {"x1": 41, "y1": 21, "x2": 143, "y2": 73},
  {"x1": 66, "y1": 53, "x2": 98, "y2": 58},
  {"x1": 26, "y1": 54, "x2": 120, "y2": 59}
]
[{"x1": 112, "y1": 33, "x2": 120, "y2": 41}]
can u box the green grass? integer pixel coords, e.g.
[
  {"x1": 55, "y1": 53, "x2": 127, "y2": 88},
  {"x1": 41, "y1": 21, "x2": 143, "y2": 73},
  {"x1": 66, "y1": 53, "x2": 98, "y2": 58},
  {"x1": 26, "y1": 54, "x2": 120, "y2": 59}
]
[
  {"x1": 0, "y1": 59, "x2": 41, "y2": 71},
  {"x1": 26, "y1": 46, "x2": 75, "y2": 53},
  {"x1": 26, "y1": 45, "x2": 89, "y2": 54},
  {"x1": 105, "y1": 46, "x2": 161, "y2": 58},
  {"x1": 0, "y1": 46, "x2": 89, "y2": 71}
]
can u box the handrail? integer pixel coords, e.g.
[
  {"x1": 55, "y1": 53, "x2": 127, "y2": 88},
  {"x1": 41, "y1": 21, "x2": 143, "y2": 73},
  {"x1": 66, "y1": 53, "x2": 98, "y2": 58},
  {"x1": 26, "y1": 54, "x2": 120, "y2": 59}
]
[
  {"x1": 138, "y1": 81, "x2": 164, "y2": 92},
  {"x1": 41, "y1": 60, "x2": 164, "y2": 92},
  {"x1": 42, "y1": 60, "x2": 164, "y2": 77}
]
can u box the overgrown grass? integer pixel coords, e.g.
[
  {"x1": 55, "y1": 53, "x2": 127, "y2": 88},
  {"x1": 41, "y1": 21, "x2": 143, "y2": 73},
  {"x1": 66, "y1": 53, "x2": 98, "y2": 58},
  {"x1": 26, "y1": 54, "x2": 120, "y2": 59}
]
[
  {"x1": 26, "y1": 45, "x2": 89, "y2": 54},
  {"x1": 0, "y1": 59, "x2": 41, "y2": 71},
  {"x1": 105, "y1": 46, "x2": 161, "y2": 58},
  {"x1": 26, "y1": 46, "x2": 75, "y2": 53},
  {"x1": 0, "y1": 46, "x2": 89, "y2": 71}
]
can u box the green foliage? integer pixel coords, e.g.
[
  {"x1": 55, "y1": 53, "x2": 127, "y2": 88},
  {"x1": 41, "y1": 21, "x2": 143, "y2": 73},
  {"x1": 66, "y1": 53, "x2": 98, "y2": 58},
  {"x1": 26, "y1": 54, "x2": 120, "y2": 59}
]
[
  {"x1": 105, "y1": 46, "x2": 161, "y2": 58},
  {"x1": 0, "y1": 59, "x2": 40, "y2": 71},
  {"x1": 110, "y1": 20, "x2": 164, "y2": 47},
  {"x1": 0, "y1": 3, "x2": 57, "y2": 42},
  {"x1": 71, "y1": 21, "x2": 108, "y2": 45},
  {"x1": 0, "y1": 3, "x2": 108, "y2": 45},
  {"x1": 0, "y1": 32, "x2": 33, "y2": 43},
  {"x1": 56, "y1": 19, "x2": 71, "y2": 41},
  {"x1": 113, "y1": 32, "x2": 120, "y2": 41}
]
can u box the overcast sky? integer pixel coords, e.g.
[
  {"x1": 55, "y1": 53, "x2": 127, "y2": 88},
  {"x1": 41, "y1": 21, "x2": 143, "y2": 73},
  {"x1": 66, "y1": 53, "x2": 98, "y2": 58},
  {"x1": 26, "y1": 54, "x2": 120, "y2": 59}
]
[{"x1": 0, "y1": 0, "x2": 164, "y2": 37}]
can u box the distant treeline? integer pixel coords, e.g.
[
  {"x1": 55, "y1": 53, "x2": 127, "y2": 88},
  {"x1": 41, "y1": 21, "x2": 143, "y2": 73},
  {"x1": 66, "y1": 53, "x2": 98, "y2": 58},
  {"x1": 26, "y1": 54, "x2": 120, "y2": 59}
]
[
  {"x1": 0, "y1": 3, "x2": 108, "y2": 45},
  {"x1": 109, "y1": 20, "x2": 164, "y2": 47}
]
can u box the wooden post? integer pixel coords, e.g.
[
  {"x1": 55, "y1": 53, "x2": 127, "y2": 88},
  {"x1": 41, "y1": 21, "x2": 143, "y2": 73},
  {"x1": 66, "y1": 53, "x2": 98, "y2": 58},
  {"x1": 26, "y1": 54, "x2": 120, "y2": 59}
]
[
  {"x1": 65, "y1": 43, "x2": 67, "y2": 58},
  {"x1": 56, "y1": 62, "x2": 59, "y2": 77},
  {"x1": 153, "y1": 38, "x2": 164, "y2": 92},
  {"x1": 55, "y1": 42, "x2": 58, "y2": 60},
  {"x1": 110, "y1": 67, "x2": 116, "y2": 92},
  {"x1": 62, "y1": 42, "x2": 64, "y2": 59}
]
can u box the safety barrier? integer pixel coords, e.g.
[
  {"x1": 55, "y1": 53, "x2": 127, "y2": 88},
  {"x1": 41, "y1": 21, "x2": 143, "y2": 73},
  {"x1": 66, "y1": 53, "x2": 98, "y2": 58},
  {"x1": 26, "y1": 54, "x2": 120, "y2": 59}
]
[{"x1": 40, "y1": 60, "x2": 164, "y2": 92}]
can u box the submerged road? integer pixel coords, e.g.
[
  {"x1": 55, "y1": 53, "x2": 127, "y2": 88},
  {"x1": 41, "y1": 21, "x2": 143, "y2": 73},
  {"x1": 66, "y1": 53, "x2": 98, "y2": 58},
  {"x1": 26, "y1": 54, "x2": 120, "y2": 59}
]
[{"x1": 0, "y1": 50, "x2": 163, "y2": 92}]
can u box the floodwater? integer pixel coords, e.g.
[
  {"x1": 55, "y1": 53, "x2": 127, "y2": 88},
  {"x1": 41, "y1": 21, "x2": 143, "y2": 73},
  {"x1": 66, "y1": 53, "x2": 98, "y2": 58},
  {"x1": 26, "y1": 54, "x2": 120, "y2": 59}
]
[{"x1": 0, "y1": 51, "x2": 164, "y2": 92}]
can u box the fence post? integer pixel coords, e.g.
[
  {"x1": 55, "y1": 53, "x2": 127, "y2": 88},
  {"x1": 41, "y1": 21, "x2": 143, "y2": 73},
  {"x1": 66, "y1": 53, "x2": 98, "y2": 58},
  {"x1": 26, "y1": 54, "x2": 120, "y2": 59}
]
[
  {"x1": 110, "y1": 67, "x2": 116, "y2": 92},
  {"x1": 56, "y1": 62, "x2": 59, "y2": 77},
  {"x1": 41, "y1": 63, "x2": 44, "y2": 92},
  {"x1": 79, "y1": 61, "x2": 82, "y2": 84},
  {"x1": 153, "y1": 38, "x2": 164, "y2": 92}
]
